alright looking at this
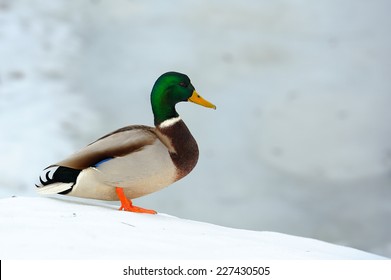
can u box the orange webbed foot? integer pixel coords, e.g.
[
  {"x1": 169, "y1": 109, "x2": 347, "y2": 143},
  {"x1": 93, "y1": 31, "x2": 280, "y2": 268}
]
[{"x1": 115, "y1": 187, "x2": 157, "y2": 214}]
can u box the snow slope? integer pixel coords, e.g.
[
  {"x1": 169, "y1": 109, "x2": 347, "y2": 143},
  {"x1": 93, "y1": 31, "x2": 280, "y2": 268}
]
[{"x1": 0, "y1": 196, "x2": 385, "y2": 260}]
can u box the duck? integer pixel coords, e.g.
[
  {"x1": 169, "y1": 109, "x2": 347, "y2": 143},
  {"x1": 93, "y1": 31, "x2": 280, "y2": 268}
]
[{"x1": 36, "y1": 71, "x2": 216, "y2": 214}]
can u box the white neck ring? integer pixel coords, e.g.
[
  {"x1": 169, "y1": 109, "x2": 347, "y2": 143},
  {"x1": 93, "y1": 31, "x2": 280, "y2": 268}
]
[{"x1": 159, "y1": 116, "x2": 181, "y2": 128}]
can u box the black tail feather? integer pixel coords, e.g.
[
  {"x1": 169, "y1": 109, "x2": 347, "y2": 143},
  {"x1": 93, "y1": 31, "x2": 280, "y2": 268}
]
[{"x1": 36, "y1": 166, "x2": 81, "y2": 193}]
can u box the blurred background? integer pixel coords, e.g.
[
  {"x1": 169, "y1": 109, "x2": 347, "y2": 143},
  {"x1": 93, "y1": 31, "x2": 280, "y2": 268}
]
[{"x1": 0, "y1": 0, "x2": 390, "y2": 257}]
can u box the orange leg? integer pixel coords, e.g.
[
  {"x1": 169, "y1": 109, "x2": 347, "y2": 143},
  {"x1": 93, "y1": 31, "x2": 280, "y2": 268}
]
[{"x1": 115, "y1": 187, "x2": 157, "y2": 214}]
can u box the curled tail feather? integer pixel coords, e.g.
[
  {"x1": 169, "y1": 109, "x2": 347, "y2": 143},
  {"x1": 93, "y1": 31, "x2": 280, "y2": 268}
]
[{"x1": 36, "y1": 165, "x2": 81, "y2": 195}]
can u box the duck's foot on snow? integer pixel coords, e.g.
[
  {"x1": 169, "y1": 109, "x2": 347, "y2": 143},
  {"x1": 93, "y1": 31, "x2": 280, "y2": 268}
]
[{"x1": 115, "y1": 187, "x2": 157, "y2": 214}]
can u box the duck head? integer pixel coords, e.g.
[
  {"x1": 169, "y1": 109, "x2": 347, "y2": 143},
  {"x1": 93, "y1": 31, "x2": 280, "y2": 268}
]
[{"x1": 151, "y1": 72, "x2": 216, "y2": 126}]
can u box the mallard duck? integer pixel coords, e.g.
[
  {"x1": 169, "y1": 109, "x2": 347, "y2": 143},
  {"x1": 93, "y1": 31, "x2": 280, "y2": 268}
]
[{"x1": 36, "y1": 72, "x2": 216, "y2": 214}]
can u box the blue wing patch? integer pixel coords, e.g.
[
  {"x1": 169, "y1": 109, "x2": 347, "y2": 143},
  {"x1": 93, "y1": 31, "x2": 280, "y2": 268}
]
[{"x1": 93, "y1": 157, "x2": 113, "y2": 167}]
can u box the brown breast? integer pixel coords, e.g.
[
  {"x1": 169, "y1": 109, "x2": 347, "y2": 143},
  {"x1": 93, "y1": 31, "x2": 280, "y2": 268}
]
[{"x1": 156, "y1": 118, "x2": 199, "y2": 181}]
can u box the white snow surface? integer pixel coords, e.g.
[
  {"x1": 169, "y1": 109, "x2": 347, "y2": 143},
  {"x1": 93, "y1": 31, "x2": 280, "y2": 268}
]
[
  {"x1": 0, "y1": 196, "x2": 385, "y2": 260},
  {"x1": 1, "y1": 0, "x2": 391, "y2": 258}
]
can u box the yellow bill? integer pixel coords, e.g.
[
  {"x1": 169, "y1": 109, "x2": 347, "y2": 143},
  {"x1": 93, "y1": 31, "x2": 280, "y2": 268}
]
[{"x1": 188, "y1": 90, "x2": 216, "y2": 109}]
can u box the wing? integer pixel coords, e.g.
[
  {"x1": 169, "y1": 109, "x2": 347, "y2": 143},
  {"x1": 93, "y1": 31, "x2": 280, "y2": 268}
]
[{"x1": 57, "y1": 125, "x2": 157, "y2": 169}]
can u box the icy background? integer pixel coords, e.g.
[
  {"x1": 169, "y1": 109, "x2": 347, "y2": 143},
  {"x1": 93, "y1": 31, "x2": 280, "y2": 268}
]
[{"x1": 0, "y1": 0, "x2": 390, "y2": 257}]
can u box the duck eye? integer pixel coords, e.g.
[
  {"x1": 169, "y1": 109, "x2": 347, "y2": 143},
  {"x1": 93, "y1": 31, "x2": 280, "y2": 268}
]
[{"x1": 179, "y1": 82, "x2": 187, "y2": 87}]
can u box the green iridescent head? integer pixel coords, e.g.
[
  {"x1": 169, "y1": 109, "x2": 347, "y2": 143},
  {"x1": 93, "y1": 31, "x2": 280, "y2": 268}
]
[{"x1": 150, "y1": 72, "x2": 216, "y2": 126}]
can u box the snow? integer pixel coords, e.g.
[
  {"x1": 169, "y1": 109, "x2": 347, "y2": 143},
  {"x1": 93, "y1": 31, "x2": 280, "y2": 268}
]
[
  {"x1": 0, "y1": 196, "x2": 385, "y2": 260},
  {"x1": 1, "y1": 0, "x2": 391, "y2": 258}
]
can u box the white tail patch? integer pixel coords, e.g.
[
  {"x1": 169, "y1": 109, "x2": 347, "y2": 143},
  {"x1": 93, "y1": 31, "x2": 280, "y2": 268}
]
[
  {"x1": 159, "y1": 116, "x2": 181, "y2": 129},
  {"x1": 36, "y1": 182, "x2": 74, "y2": 195}
]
